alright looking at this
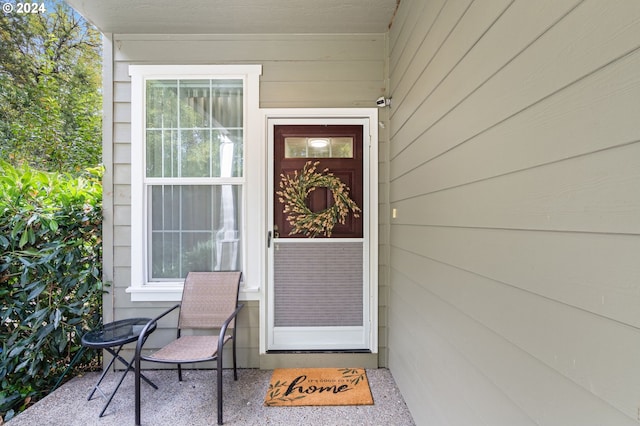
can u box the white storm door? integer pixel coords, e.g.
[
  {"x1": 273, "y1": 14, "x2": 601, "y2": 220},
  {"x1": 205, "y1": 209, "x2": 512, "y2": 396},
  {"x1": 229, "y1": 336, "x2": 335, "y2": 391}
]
[{"x1": 265, "y1": 113, "x2": 377, "y2": 352}]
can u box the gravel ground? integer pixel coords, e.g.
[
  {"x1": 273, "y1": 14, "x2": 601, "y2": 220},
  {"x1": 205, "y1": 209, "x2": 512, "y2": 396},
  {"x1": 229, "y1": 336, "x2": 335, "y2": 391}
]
[{"x1": 5, "y1": 368, "x2": 415, "y2": 426}]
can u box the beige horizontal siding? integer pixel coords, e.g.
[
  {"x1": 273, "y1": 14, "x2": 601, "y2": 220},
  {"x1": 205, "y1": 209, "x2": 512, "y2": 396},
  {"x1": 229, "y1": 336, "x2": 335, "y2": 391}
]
[
  {"x1": 390, "y1": 260, "x2": 635, "y2": 425},
  {"x1": 394, "y1": 143, "x2": 640, "y2": 234},
  {"x1": 393, "y1": 225, "x2": 640, "y2": 332},
  {"x1": 388, "y1": 0, "x2": 640, "y2": 424},
  {"x1": 391, "y1": 0, "x2": 640, "y2": 165},
  {"x1": 390, "y1": 47, "x2": 640, "y2": 200},
  {"x1": 263, "y1": 60, "x2": 384, "y2": 82}
]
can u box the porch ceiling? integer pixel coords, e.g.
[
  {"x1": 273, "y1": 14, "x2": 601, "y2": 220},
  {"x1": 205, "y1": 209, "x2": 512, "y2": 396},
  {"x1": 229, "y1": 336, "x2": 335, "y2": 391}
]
[{"x1": 64, "y1": 0, "x2": 399, "y2": 34}]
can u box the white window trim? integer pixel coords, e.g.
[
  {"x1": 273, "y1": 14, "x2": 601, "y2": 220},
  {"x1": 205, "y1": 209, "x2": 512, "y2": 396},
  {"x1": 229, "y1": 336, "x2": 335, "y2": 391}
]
[{"x1": 127, "y1": 64, "x2": 262, "y2": 302}]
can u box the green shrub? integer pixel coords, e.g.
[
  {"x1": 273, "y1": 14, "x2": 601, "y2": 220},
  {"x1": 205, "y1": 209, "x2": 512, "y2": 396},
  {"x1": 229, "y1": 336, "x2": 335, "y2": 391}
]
[{"x1": 0, "y1": 161, "x2": 103, "y2": 421}]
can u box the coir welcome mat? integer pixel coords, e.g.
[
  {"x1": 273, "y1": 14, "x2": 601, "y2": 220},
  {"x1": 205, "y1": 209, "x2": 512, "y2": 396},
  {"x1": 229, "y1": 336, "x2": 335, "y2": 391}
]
[{"x1": 264, "y1": 368, "x2": 374, "y2": 407}]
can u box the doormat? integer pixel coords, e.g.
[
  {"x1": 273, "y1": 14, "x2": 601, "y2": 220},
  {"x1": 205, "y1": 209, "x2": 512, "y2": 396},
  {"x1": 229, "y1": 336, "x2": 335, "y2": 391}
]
[{"x1": 264, "y1": 368, "x2": 374, "y2": 407}]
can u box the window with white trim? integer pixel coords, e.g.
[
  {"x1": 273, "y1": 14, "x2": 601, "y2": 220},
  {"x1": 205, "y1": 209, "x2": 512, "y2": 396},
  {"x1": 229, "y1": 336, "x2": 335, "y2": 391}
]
[{"x1": 128, "y1": 65, "x2": 262, "y2": 301}]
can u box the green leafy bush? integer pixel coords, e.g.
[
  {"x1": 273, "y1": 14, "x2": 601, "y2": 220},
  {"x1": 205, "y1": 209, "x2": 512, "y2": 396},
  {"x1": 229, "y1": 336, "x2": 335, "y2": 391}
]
[{"x1": 0, "y1": 161, "x2": 103, "y2": 421}]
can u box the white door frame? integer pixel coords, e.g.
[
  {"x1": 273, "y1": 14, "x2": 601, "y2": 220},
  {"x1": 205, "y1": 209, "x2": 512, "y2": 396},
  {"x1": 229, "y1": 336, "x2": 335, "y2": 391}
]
[{"x1": 260, "y1": 108, "x2": 378, "y2": 353}]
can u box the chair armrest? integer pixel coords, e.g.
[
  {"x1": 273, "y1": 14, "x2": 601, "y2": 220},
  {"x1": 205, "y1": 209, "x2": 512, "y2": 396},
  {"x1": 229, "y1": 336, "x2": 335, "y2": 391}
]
[
  {"x1": 217, "y1": 303, "x2": 244, "y2": 353},
  {"x1": 135, "y1": 303, "x2": 181, "y2": 359}
]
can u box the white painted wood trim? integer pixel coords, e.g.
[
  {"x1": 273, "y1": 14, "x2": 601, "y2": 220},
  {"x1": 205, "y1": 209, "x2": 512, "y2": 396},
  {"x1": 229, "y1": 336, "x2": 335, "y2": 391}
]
[
  {"x1": 260, "y1": 108, "x2": 379, "y2": 354},
  {"x1": 102, "y1": 33, "x2": 115, "y2": 324},
  {"x1": 126, "y1": 64, "x2": 262, "y2": 302},
  {"x1": 270, "y1": 327, "x2": 370, "y2": 350}
]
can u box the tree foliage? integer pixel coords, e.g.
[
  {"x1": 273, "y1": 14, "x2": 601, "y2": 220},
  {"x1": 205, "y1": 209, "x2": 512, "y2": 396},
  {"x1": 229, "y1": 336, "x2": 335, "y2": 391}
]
[
  {"x1": 0, "y1": 4, "x2": 104, "y2": 421},
  {"x1": 0, "y1": 161, "x2": 103, "y2": 421},
  {"x1": 0, "y1": 1, "x2": 102, "y2": 172}
]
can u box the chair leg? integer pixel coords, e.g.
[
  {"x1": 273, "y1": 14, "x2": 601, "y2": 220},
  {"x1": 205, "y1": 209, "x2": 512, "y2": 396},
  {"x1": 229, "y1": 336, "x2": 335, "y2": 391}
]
[
  {"x1": 217, "y1": 355, "x2": 223, "y2": 425},
  {"x1": 135, "y1": 354, "x2": 142, "y2": 425},
  {"x1": 177, "y1": 363, "x2": 182, "y2": 381},
  {"x1": 232, "y1": 337, "x2": 238, "y2": 381}
]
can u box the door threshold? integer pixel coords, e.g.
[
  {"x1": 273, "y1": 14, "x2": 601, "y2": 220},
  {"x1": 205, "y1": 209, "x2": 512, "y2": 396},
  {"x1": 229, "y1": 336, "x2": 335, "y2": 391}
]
[
  {"x1": 267, "y1": 349, "x2": 371, "y2": 354},
  {"x1": 260, "y1": 351, "x2": 379, "y2": 369}
]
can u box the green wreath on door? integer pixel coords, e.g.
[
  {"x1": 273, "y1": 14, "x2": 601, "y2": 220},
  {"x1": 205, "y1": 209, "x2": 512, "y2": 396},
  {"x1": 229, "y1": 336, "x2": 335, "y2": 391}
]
[{"x1": 276, "y1": 161, "x2": 360, "y2": 237}]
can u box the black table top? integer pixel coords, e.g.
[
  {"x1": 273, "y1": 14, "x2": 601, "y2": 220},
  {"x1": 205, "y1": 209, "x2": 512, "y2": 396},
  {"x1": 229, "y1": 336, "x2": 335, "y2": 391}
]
[{"x1": 81, "y1": 317, "x2": 156, "y2": 349}]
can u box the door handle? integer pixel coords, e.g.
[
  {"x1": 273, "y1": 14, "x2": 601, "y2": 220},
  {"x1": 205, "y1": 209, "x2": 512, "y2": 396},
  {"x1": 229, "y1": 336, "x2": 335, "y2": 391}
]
[{"x1": 268, "y1": 226, "x2": 281, "y2": 248}]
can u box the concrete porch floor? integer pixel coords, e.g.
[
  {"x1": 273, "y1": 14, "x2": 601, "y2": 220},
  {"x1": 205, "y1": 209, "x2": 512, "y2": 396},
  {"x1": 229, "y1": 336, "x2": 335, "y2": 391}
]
[{"x1": 5, "y1": 368, "x2": 415, "y2": 425}]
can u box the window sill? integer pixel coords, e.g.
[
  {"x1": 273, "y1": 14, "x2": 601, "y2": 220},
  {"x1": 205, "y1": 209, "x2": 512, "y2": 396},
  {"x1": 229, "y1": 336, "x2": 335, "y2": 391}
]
[{"x1": 126, "y1": 285, "x2": 260, "y2": 302}]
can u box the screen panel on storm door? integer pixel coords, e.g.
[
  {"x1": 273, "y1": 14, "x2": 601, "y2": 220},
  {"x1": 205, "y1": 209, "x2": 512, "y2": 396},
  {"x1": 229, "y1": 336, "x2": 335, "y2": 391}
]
[{"x1": 272, "y1": 125, "x2": 365, "y2": 349}]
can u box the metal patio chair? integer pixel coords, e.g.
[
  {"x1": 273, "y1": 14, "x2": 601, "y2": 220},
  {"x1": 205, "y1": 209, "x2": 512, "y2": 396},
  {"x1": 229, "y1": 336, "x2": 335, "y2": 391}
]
[{"x1": 134, "y1": 271, "x2": 243, "y2": 425}]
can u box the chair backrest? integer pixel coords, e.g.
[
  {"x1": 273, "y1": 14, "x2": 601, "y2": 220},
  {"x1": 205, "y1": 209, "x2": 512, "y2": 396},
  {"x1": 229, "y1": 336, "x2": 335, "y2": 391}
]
[{"x1": 178, "y1": 271, "x2": 242, "y2": 330}]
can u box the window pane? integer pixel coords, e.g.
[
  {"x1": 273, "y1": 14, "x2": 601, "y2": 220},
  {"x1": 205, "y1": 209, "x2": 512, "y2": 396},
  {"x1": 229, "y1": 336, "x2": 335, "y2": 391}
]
[
  {"x1": 180, "y1": 186, "x2": 214, "y2": 230},
  {"x1": 181, "y1": 129, "x2": 211, "y2": 177},
  {"x1": 224, "y1": 129, "x2": 243, "y2": 177},
  {"x1": 179, "y1": 80, "x2": 210, "y2": 129},
  {"x1": 151, "y1": 231, "x2": 180, "y2": 279},
  {"x1": 146, "y1": 129, "x2": 179, "y2": 177},
  {"x1": 146, "y1": 130, "x2": 162, "y2": 178},
  {"x1": 284, "y1": 137, "x2": 353, "y2": 158},
  {"x1": 151, "y1": 185, "x2": 180, "y2": 232},
  {"x1": 182, "y1": 232, "x2": 216, "y2": 272},
  {"x1": 212, "y1": 80, "x2": 243, "y2": 129},
  {"x1": 149, "y1": 185, "x2": 242, "y2": 280},
  {"x1": 146, "y1": 80, "x2": 177, "y2": 128},
  {"x1": 331, "y1": 137, "x2": 354, "y2": 158},
  {"x1": 146, "y1": 79, "x2": 244, "y2": 178},
  {"x1": 284, "y1": 138, "x2": 307, "y2": 158}
]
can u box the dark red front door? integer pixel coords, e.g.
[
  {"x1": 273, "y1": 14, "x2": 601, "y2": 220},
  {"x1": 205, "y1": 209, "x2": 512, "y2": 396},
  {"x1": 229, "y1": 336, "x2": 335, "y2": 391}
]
[{"x1": 273, "y1": 124, "x2": 363, "y2": 238}]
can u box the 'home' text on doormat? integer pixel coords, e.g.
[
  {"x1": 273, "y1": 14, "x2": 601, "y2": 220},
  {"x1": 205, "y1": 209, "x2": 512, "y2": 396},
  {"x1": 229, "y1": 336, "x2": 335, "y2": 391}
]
[{"x1": 264, "y1": 368, "x2": 374, "y2": 406}]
